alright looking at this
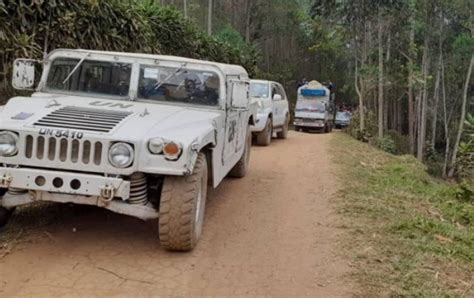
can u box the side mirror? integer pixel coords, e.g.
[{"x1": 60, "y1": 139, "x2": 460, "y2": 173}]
[
  {"x1": 12, "y1": 59, "x2": 37, "y2": 90},
  {"x1": 230, "y1": 80, "x2": 249, "y2": 109},
  {"x1": 273, "y1": 94, "x2": 282, "y2": 101}
]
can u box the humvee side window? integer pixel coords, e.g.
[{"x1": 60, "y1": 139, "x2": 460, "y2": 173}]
[
  {"x1": 138, "y1": 65, "x2": 220, "y2": 106},
  {"x1": 46, "y1": 58, "x2": 132, "y2": 97}
]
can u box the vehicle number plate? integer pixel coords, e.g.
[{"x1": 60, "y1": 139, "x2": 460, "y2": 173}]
[{"x1": 39, "y1": 128, "x2": 84, "y2": 139}]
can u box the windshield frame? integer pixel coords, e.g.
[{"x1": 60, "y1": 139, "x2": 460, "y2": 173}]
[
  {"x1": 43, "y1": 56, "x2": 133, "y2": 100},
  {"x1": 39, "y1": 51, "x2": 227, "y2": 110}
]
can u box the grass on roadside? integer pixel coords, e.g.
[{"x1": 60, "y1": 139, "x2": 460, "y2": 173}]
[{"x1": 330, "y1": 133, "x2": 473, "y2": 296}]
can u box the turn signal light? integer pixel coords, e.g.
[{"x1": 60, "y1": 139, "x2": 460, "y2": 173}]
[{"x1": 163, "y1": 142, "x2": 182, "y2": 160}]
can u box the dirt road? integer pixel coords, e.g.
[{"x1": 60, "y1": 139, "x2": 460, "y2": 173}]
[{"x1": 0, "y1": 131, "x2": 352, "y2": 296}]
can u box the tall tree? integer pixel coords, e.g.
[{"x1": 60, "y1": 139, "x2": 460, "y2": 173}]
[
  {"x1": 207, "y1": 0, "x2": 213, "y2": 35},
  {"x1": 377, "y1": 6, "x2": 384, "y2": 139},
  {"x1": 448, "y1": 54, "x2": 474, "y2": 177}
]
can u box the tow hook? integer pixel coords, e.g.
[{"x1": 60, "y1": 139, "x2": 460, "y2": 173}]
[
  {"x1": 0, "y1": 174, "x2": 12, "y2": 188},
  {"x1": 98, "y1": 185, "x2": 116, "y2": 205}
]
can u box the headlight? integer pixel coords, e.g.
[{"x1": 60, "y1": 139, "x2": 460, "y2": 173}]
[
  {"x1": 148, "y1": 138, "x2": 164, "y2": 154},
  {"x1": 148, "y1": 138, "x2": 182, "y2": 161},
  {"x1": 108, "y1": 143, "x2": 134, "y2": 168},
  {"x1": 0, "y1": 131, "x2": 19, "y2": 157}
]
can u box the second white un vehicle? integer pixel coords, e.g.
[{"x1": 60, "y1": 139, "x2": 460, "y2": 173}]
[
  {"x1": 0, "y1": 49, "x2": 255, "y2": 251},
  {"x1": 249, "y1": 80, "x2": 289, "y2": 146}
]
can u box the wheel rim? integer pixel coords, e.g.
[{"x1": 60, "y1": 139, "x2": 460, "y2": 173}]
[{"x1": 194, "y1": 175, "x2": 206, "y2": 239}]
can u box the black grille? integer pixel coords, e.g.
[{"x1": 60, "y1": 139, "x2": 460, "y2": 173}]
[{"x1": 34, "y1": 106, "x2": 132, "y2": 133}]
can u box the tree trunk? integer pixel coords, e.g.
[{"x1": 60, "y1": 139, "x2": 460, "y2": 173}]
[
  {"x1": 430, "y1": 50, "x2": 442, "y2": 150},
  {"x1": 448, "y1": 54, "x2": 474, "y2": 178},
  {"x1": 407, "y1": 26, "x2": 415, "y2": 154},
  {"x1": 377, "y1": 10, "x2": 384, "y2": 139},
  {"x1": 207, "y1": 0, "x2": 213, "y2": 35},
  {"x1": 245, "y1": 0, "x2": 253, "y2": 43},
  {"x1": 430, "y1": 19, "x2": 444, "y2": 151},
  {"x1": 355, "y1": 59, "x2": 364, "y2": 131},
  {"x1": 441, "y1": 57, "x2": 449, "y2": 178},
  {"x1": 183, "y1": 0, "x2": 187, "y2": 18},
  {"x1": 417, "y1": 30, "x2": 430, "y2": 161}
]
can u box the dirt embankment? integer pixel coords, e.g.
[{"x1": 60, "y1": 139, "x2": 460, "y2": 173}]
[{"x1": 0, "y1": 131, "x2": 352, "y2": 296}]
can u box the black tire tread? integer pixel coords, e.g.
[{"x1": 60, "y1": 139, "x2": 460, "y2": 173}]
[
  {"x1": 256, "y1": 118, "x2": 272, "y2": 146},
  {"x1": 229, "y1": 127, "x2": 251, "y2": 178},
  {"x1": 159, "y1": 153, "x2": 207, "y2": 251},
  {"x1": 277, "y1": 115, "x2": 289, "y2": 139}
]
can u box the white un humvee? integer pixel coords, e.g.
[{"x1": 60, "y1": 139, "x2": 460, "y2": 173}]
[{"x1": 0, "y1": 49, "x2": 255, "y2": 251}]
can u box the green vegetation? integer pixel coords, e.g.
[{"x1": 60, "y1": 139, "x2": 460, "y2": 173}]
[
  {"x1": 331, "y1": 133, "x2": 473, "y2": 296},
  {"x1": 0, "y1": 0, "x2": 259, "y2": 103}
]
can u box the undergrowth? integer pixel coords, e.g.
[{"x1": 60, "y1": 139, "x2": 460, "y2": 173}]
[{"x1": 331, "y1": 133, "x2": 473, "y2": 296}]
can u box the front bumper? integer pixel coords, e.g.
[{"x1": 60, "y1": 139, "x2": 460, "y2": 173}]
[
  {"x1": 0, "y1": 167, "x2": 130, "y2": 199},
  {"x1": 0, "y1": 167, "x2": 160, "y2": 220},
  {"x1": 335, "y1": 121, "x2": 350, "y2": 126},
  {"x1": 0, "y1": 192, "x2": 159, "y2": 220},
  {"x1": 293, "y1": 119, "x2": 325, "y2": 128}
]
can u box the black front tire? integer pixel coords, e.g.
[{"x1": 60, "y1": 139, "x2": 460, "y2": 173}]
[
  {"x1": 229, "y1": 127, "x2": 252, "y2": 178},
  {"x1": 277, "y1": 115, "x2": 289, "y2": 139},
  {"x1": 256, "y1": 118, "x2": 272, "y2": 146},
  {"x1": 158, "y1": 153, "x2": 208, "y2": 251}
]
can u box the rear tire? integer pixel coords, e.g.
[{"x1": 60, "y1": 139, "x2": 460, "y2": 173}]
[
  {"x1": 256, "y1": 118, "x2": 272, "y2": 146},
  {"x1": 158, "y1": 153, "x2": 208, "y2": 251},
  {"x1": 229, "y1": 127, "x2": 251, "y2": 178},
  {"x1": 277, "y1": 115, "x2": 289, "y2": 139}
]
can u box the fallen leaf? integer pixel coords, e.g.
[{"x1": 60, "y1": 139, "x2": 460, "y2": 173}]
[{"x1": 434, "y1": 234, "x2": 453, "y2": 243}]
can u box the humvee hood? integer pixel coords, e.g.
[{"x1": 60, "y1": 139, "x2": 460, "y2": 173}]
[{"x1": 0, "y1": 95, "x2": 222, "y2": 141}]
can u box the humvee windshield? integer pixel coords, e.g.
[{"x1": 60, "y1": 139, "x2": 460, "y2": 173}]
[
  {"x1": 250, "y1": 82, "x2": 269, "y2": 98},
  {"x1": 138, "y1": 65, "x2": 220, "y2": 106},
  {"x1": 46, "y1": 58, "x2": 132, "y2": 97}
]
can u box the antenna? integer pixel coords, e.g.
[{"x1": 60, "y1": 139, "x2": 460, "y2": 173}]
[{"x1": 43, "y1": 6, "x2": 52, "y2": 59}]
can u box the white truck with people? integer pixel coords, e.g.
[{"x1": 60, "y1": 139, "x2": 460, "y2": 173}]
[
  {"x1": 249, "y1": 80, "x2": 289, "y2": 145},
  {"x1": 0, "y1": 49, "x2": 256, "y2": 251},
  {"x1": 293, "y1": 80, "x2": 335, "y2": 133}
]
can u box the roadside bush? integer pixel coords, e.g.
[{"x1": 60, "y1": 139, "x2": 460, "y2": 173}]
[
  {"x1": 348, "y1": 109, "x2": 377, "y2": 142},
  {"x1": 375, "y1": 135, "x2": 396, "y2": 154}
]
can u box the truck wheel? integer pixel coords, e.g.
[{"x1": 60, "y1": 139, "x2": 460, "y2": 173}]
[
  {"x1": 256, "y1": 118, "x2": 272, "y2": 146},
  {"x1": 159, "y1": 153, "x2": 208, "y2": 251},
  {"x1": 229, "y1": 127, "x2": 251, "y2": 178},
  {"x1": 277, "y1": 115, "x2": 289, "y2": 139}
]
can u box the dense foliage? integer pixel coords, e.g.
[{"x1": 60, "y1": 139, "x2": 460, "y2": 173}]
[{"x1": 0, "y1": 0, "x2": 259, "y2": 102}]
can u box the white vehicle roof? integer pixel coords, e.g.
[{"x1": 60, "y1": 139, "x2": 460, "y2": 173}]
[
  {"x1": 297, "y1": 80, "x2": 329, "y2": 92},
  {"x1": 47, "y1": 49, "x2": 249, "y2": 78},
  {"x1": 250, "y1": 79, "x2": 280, "y2": 85}
]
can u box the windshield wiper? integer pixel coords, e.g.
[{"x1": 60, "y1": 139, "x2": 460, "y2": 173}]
[
  {"x1": 153, "y1": 65, "x2": 186, "y2": 91},
  {"x1": 62, "y1": 52, "x2": 91, "y2": 85}
]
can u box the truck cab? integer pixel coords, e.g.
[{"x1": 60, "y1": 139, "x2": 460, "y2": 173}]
[
  {"x1": 293, "y1": 80, "x2": 335, "y2": 133},
  {"x1": 249, "y1": 80, "x2": 289, "y2": 145},
  {"x1": 0, "y1": 49, "x2": 255, "y2": 251}
]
